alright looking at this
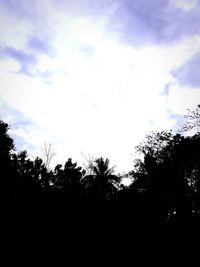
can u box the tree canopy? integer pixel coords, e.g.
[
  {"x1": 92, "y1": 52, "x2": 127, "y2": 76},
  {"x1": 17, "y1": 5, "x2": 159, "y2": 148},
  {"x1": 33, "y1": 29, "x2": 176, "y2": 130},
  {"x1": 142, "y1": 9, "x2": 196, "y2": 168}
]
[{"x1": 2, "y1": 106, "x2": 200, "y2": 228}]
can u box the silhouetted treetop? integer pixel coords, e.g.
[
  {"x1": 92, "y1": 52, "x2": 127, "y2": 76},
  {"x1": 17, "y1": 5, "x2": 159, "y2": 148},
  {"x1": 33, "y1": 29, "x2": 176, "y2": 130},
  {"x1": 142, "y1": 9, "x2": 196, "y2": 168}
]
[
  {"x1": 0, "y1": 120, "x2": 14, "y2": 157},
  {"x1": 1, "y1": 117, "x2": 200, "y2": 226},
  {"x1": 81, "y1": 157, "x2": 120, "y2": 200},
  {"x1": 130, "y1": 130, "x2": 200, "y2": 224}
]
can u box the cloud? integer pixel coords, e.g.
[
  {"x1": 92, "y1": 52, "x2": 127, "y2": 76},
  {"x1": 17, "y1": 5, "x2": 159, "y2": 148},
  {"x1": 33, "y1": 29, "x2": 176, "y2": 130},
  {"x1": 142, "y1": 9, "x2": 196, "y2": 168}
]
[
  {"x1": 1, "y1": 46, "x2": 38, "y2": 75},
  {"x1": 0, "y1": 1, "x2": 55, "y2": 53},
  {"x1": 1, "y1": 45, "x2": 55, "y2": 78},
  {"x1": 0, "y1": 0, "x2": 47, "y2": 21},
  {"x1": 2, "y1": 46, "x2": 37, "y2": 65},
  {"x1": 27, "y1": 36, "x2": 55, "y2": 57},
  {"x1": 1, "y1": 0, "x2": 200, "y2": 172},
  {"x1": 107, "y1": 0, "x2": 200, "y2": 46},
  {"x1": 0, "y1": 42, "x2": 181, "y2": 171},
  {"x1": 0, "y1": 101, "x2": 43, "y2": 154},
  {"x1": 170, "y1": 0, "x2": 198, "y2": 11},
  {"x1": 171, "y1": 52, "x2": 200, "y2": 88},
  {"x1": 1, "y1": 0, "x2": 200, "y2": 48},
  {"x1": 167, "y1": 83, "x2": 200, "y2": 115}
]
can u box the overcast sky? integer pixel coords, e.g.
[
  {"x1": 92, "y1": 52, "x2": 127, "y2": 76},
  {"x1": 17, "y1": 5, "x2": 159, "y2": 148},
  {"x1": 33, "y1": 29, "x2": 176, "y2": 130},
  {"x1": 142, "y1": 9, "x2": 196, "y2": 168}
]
[{"x1": 1, "y1": 0, "x2": 200, "y2": 172}]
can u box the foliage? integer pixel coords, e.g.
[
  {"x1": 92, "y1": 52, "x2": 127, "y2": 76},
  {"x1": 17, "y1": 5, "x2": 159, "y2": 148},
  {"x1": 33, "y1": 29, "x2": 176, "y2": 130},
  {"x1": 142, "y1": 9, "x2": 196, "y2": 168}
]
[
  {"x1": 1, "y1": 118, "x2": 200, "y2": 226},
  {"x1": 130, "y1": 131, "x2": 200, "y2": 224},
  {"x1": 82, "y1": 157, "x2": 119, "y2": 200}
]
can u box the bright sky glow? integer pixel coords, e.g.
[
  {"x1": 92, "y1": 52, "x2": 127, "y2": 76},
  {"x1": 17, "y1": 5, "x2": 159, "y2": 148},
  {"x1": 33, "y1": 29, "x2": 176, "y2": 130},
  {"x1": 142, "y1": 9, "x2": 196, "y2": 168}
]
[{"x1": 1, "y1": 0, "x2": 200, "y2": 172}]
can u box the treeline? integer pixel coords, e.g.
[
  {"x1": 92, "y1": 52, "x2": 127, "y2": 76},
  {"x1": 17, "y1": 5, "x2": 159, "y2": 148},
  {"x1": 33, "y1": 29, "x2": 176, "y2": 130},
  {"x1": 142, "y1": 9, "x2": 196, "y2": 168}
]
[{"x1": 1, "y1": 106, "x2": 200, "y2": 227}]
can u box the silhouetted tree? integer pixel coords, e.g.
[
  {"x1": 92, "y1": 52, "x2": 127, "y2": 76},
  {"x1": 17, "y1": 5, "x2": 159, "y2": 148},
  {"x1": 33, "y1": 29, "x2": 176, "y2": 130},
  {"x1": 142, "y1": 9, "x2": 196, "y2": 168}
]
[
  {"x1": 2, "y1": 117, "x2": 200, "y2": 227},
  {"x1": 130, "y1": 131, "x2": 200, "y2": 224},
  {"x1": 53, "y1": 158, "x2": 85, "y2": 198},
  {"x1": 9, "y1": 151, "x2": 49, "y2": 211},
  {"x1": 82, "y1": 157, "x2": 120, "y2": 201},
  {"x1": 1, "y1": 120, "x2": 15, "y2": 209},
  {"x1": 0, "y1": 120, "x2": 14, "y2": 156}
]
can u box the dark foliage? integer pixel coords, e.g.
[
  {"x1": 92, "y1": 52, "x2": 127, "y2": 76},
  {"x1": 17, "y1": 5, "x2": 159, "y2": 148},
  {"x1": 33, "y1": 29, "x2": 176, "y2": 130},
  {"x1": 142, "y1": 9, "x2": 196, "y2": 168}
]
[{"x1": 2, "y1": 116, "x2": 200, "y2": 232}]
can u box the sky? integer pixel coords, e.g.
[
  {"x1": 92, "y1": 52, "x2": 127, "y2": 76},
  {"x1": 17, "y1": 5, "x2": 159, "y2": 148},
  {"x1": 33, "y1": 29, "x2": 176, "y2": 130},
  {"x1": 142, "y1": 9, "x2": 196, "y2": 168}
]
[{"x1": 1, "y1": 0, "x2": 200, "y2": 173}]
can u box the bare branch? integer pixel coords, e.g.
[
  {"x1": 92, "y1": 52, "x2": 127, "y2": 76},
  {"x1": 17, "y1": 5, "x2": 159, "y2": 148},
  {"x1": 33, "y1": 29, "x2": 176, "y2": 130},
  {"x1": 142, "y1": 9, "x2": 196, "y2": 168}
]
[
  {"x1": 42, "y1": 142, "x2": 56, "y2": 170},
  {"x1": 179, "y1": 105, "x2": 200, "y2": 133},
  {"x1": 80, "y1": 151, "x2": 95, "y2": 175}
]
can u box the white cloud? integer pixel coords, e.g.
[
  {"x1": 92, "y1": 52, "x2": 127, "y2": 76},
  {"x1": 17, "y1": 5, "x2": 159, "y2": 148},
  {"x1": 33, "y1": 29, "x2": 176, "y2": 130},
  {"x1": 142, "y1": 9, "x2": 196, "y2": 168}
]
[{"x1": 168, "y1": 83, "x2": 200, "y2": 114}]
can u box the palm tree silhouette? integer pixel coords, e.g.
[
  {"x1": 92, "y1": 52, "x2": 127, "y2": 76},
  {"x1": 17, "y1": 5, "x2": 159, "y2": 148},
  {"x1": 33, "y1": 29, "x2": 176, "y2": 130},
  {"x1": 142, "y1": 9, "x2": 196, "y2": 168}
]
[{"x1": 82, "y1": 157, "x2": 119, "y2": 200}]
